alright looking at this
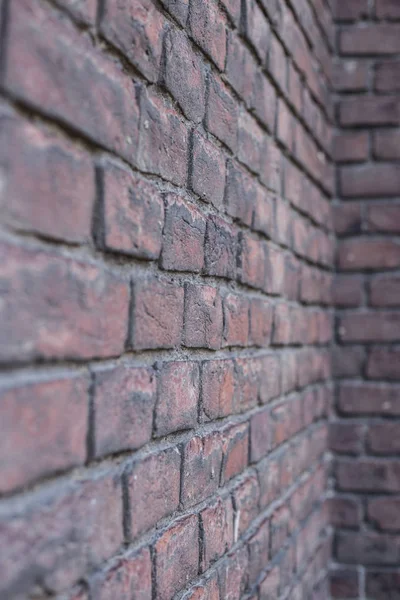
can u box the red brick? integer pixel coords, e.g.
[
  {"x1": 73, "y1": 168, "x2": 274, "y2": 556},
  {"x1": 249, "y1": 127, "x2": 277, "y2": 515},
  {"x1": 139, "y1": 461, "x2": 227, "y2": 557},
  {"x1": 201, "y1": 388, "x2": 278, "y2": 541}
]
[
  {"x1": 226, "y1": 32, "x2": 254, "y2": 102},
  {"x1": 239, "y1": 233, "x2": 268, "y2": 291},
  {"x1": 367, "y1": 423, "x2": 400, "y2": 455},
  {"x1": 340, "y1": 24, "x2": 400, "y2": 55},
  {"x1": 5, "y1": 0, "x2": 140, "y2": 162},
  {"x1": 275, "y1": 199, "x2": 292, "y2": 246},
  {"x1": 232, "y1": 474, "x2": 260, "y2": 536},
  {"x1": 333, "y1": 275, "x2": 363, "y2": 307},
  {"x1": 200, "y1": 495, "x2": 234, "y2": 570},
  {"x1": 191, "y1": 132, "x2": 226, "y2": 208},
  {"x1": 260, "y1": 566, "x2": 280, "y2": 599},
  {"x1": 376, "y1": 61, "x2": 400, "y2": 92},
  {"x1": 131, "y1": 279, "x2": 184, "y2": 350},
  {"x1": 277, "y1": 99, "x2": 295, "y2": 151},
  {"x1": 101, "y1": 161, "x2": 164, "y2": 259},
  {"x1": 243, "y1": 0, "x2": 270, "y2": 62},
  {"x1": 156, "y1": 361, "x2": 199, "y2": 435},
  {"x1": 138, "y1": 88, "x2": 188, "y2": 186},
  {"x1": 125, "y1": 447, "x2": 181, "y2": 539},
  {"x1": 253, "y1": 187, "x2": 275, "y2": 239},
  {"x1": 258, "y1": 454, "x2": 280, "y2": 509},
  {"x1": 376, "y1": 0, "x2": 400, "y2": 19},
  {"x1": 332, "y1": 60, "x2": 369, "y2": 92},
  {"x1": 366, "y1": 204, "x2": 400, "y2": 234},
  {"x1": 163, "y1": 28, "x2": 206, "y2": 122},
  {"x1": 367, "y1": 347, "x2": 400, "y2": 380},
  {"x1": 159, "y1": 0, "x2": 188, "y2": 25},
  {"x1": 333, "y1": 203, "x2": 362, "y2": 236},
  {"x1": 92, "y1": 365, "x2": 156, "y2": 458},
  {"x1": 55, "y1": 0, "x2": 97, "y2": 24},
  {"x1": 339, "y1": 381, "x2": 400, "y2": 414},
  {"x1": 201, "y1": 359, "x2": 235, "y2": 421},
  {"x1": 337, "y1": 531, "x2": 400, "y2": 565},
  {"x1": 184, "y1": 284, "x2": 223, "y2": 349},
  {"x1": 154, "y1": 516, "x2": 199, "y2": 600},
  {"x1": 340, "y1": 164, "x2": 400, "y2": 198},
  {"x1": 206, "y1": 74, "x2": 238, "y2": 152},
  {"x1": 204, "y1": 216, "x2": 237, "y2": 279},
  {"x1": 260, "y1": 138, "x2": 282, "y2": 193},
  {"x1": 248, "y1": 519, "x2": 270, "y2": 585},
  {"x1": 225, "y1": 160, "x2": 255, "y2": 226},
  {"x1": 189, "y1": 0, "x2": 226, "y2": 70},
  {"x1": 161, "y1": 195, "x2": 206, "y2": 272},
  {"x1": 0, "y1": 114, "x2": 95, "y2": 243},
  {"x1": 289, "y1": 63, "x2": 303, "y2": 113},
  {"x1": 0, "y1": 243, "x2": 129, "y2": 362},
  {"x1": 370, "y1": 275, "x2": 400, "y2": 306},
  {"x1": 336, "y1": 458, "x2": 400, "y2": 493},
  {"x1": 338, "y1": 311, "x2": 400, "y2": 343},
  {"x1": 0, "y1": 374, "x2": 88, "y2": 494},
  {"x1": 329, "y1": 422, "x2": 363, "y2": 455},
  {"x1": 333, "y1": 0, "x2": 369, "y2": 20},
  {"x1": 218, "y1": 546, "x2": 249, "y2": 599},
  {"x1": 338, "y1": 239, "x2": 400, "y2": 270},
  {"x1": 0, "y1": 471, "x2": 123, "y2": 597},
  {"x1": 327, "y1": 496, "x2": 360, "y2": 528},
  {"x1": 249, "y1": 298, "x2": 273, "y2": 347},
  {"x1": 182, "y1": 432, "x2": 223, "y2": 507},
  {"x1": 222, "y1": 293, "x2": 249, "y2": 347},
  {"x1": 234, "y1": 357, "x2": 261, "y2": 412},
  {"x1": 339, "y1": 97, "x2": 400, "y2": 126},
  {"x1": 221, "y1": 423, "x2": 249, "y2": 484},
  {"x1": 182, "y1": 574, "x2": 220, "y2": 600},
  {"x1": 330, "y1": 568, "x2": 359, "y2": 599},
  {"x1": 88, "y1": 547, "x2": 152, "y2": 600},
  {"x1": 269, "y1": 34, "x2": 287, "y2": 93},
  {"x1": 252, "y1": 71, "x2": 277, "y2": 133},
  {"x1": 366, "y1": 571, "x2": 400, "y2": 600},
  {"x1": 100, "y1": 0, "x2": 165, "y2": 82},
  {"x1": 238, "y1": 110, "x2": 264, "y2": 174},
  {"x1": 374, "y1": 129, "x2": 400, "y2": 160},
  {"x1": 332, "y1": 131, "x2": 369, "y2": 163}
]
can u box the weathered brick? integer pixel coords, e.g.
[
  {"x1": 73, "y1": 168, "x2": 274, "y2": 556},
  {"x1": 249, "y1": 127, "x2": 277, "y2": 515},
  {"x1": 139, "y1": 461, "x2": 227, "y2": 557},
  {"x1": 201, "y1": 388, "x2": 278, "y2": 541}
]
[
  {"x1": 370, "y1": 275, "x2": 400, "y2": 306},
  {"x1": 338, "y1": 239, "x2": 400, "y2": 271},
  {"x1": 366, "y1": 571, "x2": 400, "y2": 600},
  {"x1": 0, "y1": 243, "x2": 129, "y2": 362},
  {"x1": 191, "y1": 132, "x2": 226, "y2": 208},
  {"x1": 339, "y1": 97, "x2": 400, "y2": 126},
  {"x1": 234, "y1": 357, "x2": 261, "y2": 412},
  {"x1": 338, "y1": 311, "x2": 400, "y2": 343},
  {"x1": 182, "y1": 573, "x2": 220, "y2": 600},
  {"x1": 204, "y1": 216, "x2": 237, "y2": 279},
  {"x1": 0, "y1": 114, "x2": 95, "y2": 243},
  {"x1": 243, "y1": 0, "x2": 270, "y2": 62},
  {"x1": 221, "y1": 423, "x2": 249, "y2": 484},
  {"x1": 161, "y1": 195, "x2": 206, "y2": 272},
  {"x1": 232, "y1": 474, "x2": 260, "y2": 536},
  {"x1": 55, "y1": 0, "x2": 97, "y2": 24},
  {"x1": 374, "y1": 129, "x2": 400, "y2": 160},
  {"x1": 100, "y1": 160, "x2": 164, "y2": 258},
  {"x1": 184, "y1": 284, "x2": 223, "y2": 349},
  {"x1": 182, "y1": 431, "x2": 223, "y2": 507},
  {"x1": 238, "y1": 110, "x2": 264, "y2": 174},
  {"x1": 201, "y1": 495, "x2": 234, "y2": 569},
  {"x1": 164, "y1": 28, "x2": 206, "y2": 122},
  {"x1": 238, "y1": 233, "x2": 268, "y2": 291},
  {"x1": 0, "y1": 373, "x2": 88, "y2": 494},
  {"x1": 227, "y1": 31, "x2": 256, "y2": 104},
  {"x1": 0, "y1": 471, "x2": 123, "y2": 597},
  {"x1": 332, "y1": 131, "x2": 369, "y2": 163},
  {"x1": 131, "y1": 279, "x2": 184, "y2": 350},
  {"x1": 158, "y1": 0, "x2": 188, "y2": 25},
  {"x1": 225, "y1": 160, "x2": 255, "y2": 226},
  {"x1": 154, "y1": 516, "x2": 199, "y2": 600},
  {"x1": 189, "y1": 0, "x2": 226, "y2": 70},
  {"x1": 222, "y1": 293, "x2": 249, "y2": 347},
  {"x1": 92, "y1": 365, "x2": 156, "y2": 458},
  {"x1": 100, "y1": 0, "x2": 165, "y2": 81},
  {"x1": 260, "y1": 566, "x2": 280, "y2": 599},
  {"x1": 138, "y1": 88, "x2": 188, "y2": 186},
  {"x1": 253, "y1": 187, "x2": 275, "y2": 239},
  {"x1": 218, "y1": 546, "x2": 249, "y2": 599},
  {"x1": 336, "y1": 458, "x2": 400, "y2": 493},
  {"x1": 366, "y1": 203, "x2": 400, "y2": 234},
  {"x1": 201, "y1": 359, "x2": 235, "y2": 420},
  {"x1": 206, "y1": 74, "x2": 238, "y2": 152},
  {"x1": 155, "y1": 361, "x2": 200, "y2": 435},
  {"x1": 88, "y1": 547, "x2": 152, "y2": 600},
  {"x1": 125, "y1": 447, "x2": 181, "y2": 539},
  {"x1": 250, "y1": 407, "x2": 270, "y2": 463},
  {"x1": 330, "y1": 568, "x2": 359, "y2": 599},
  {"x1": 252, "y1": 71, "x2": 277, "y2": 133},
  {"x1": 249, "y1": 298, "x2": 273, "y2": 347},
  {"x1": 248, "y1": 519, "x2": 270, "y2": 586},
  {"x1": 367, "y1": 347, "x2": 400, "y2": 380},
  {"x1": 340, "y1": 24, "x2": 400, "y2": 55},
  {"x1": 340, "y1": 164, "x2": 400, "y2": 198},
  {"x1": 367, "y1": 423, "x2": 400, "y2": 455},
  {"x1": 5, "y1": 0, "x2": 140, "y2": 162}
]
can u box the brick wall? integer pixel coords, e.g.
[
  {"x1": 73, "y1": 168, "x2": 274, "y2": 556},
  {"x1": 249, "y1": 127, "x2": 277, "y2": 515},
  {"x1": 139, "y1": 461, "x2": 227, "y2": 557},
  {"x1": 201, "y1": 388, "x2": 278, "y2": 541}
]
[
  {"x1": 331, "y1": 1, "x2": 400, "y2": 599},
  {"x1": 4, "y1": 0, "x2": 399, "y2": 599}
]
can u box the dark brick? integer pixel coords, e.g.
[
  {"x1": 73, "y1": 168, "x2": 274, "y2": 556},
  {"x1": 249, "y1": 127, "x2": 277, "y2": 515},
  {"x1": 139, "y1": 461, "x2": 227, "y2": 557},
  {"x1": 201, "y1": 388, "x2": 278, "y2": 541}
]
[
  {"x1": 100, "y1": 0, "x2": 165, "y2": 82},
  {"x1": 376, "y1": 0, "x2": 400, "y2": 19},
  {"x1": 238, "y1": 233, "x2": 268, "y2": 291},
  {"x1": 333, "y1": 275, "x2": 363, "y2": 307},
  {"x1": 201, "y1": 495, "x2": 234, "y2": 569},
  {"x1": 334, "y1": 0, "x2": 369, "y2": 20},
  {"x1": 367, "y1": 423, "x2": 400, "y2": 455},
  {"x1": 184, "y1": 284, "x2": 223, "y2": 349},
  {"x1": 189, "y1": 0, "x2": 226, "y2": 70},
  {"x1": 370, "y1": 275, "x2": 400, "y2": 306},
  {"x1": 5, "y1": 0, "x2": 140, "y2": 162},
  {"x1": 243, "y1": 0, "x2": 270, "y2": 62},
  {"x1": 326, "y1": 496, "x2": 360, "y2": 528},
  {"x1": 238, "y1": 110, "x2": 264, "y2": 174},
  {"x1": 333, "y1": 60, "x2": 369, "y2": 92},
  {"x1": 374, "y1": 130, "x2": 400, "y2": 160},
  {"x1": 338, "y1": 311, "x2": 400, "y2": 343},
  {"x1": 222, "y1": 293, "x2": 249, "y2": 347},
  {"x1": 225, "y1": 160, "x2": 256, "y2": 226},
  {"x1": 367, "y1": 347, "x2": 400, "y2": 380},
  {"x1": 55, "y1": 0, "x2": 97, "y2": 24},
  {"x1": 164, "y1": 28, "x2": 206, "y2": 122},
  {"x1": 248, "y1": 519, "x2": 270, "y2": 586},
  {"x1": 277, "y1": 98, "x2": 295, "y2": 151},
  {"x1": 339, "y1": 97, "x2": 400, "y2": 126},
  {"x1": 0, "y1": 243, "x2": 129, "y2": 363},
  {"x1": 159, "y1": 0, "x2": 188, "y2": 25},
  {"x1": 340, "y1": 163, "x2": 400, "y2": 198},
  {"x1": 92, "y1": 365, "x2": 156, "y2": 458},
  {"x1": 330, "y1": 568, "x2": 359, "y2": 599},
  {"x1": 154, "y1": 516, "x2": 199, "y2": 600},
  {"x1": 0, "y1": 471, "x2": 123, "y2": 597},
  {"x1": 206, "y1": 74, "x2": 238, "y2": 152},
  {"x1": 366, "y1": 204, "x2": 400, "y2": 234},
  {"x1": 333, "y1": 203, "x2": 362, "y2": 236},
  {"x1": 201, "y1": 359, "x2": 236, "y2": 420},
  {"x1": 161, "y1": 195, "x2": 206, "y2": 273},
  {"x1": 376, "y1": 61, "x2": 400, "y2": 92},
  {"x1": 366, "y1": 571, "x2": 400, "y2": 600},
  {"x1": 329, "y1": 422, "x2": 363, "y2": 455},
  {"x1": 125, "y1": 447, "x2": 181, "y2": 539},
  {"x1": 338, "y1": 239, "x2": 400, "y2": 271},
  {"x1": 332, "y1": 131, "x2": 369, "y2": 163},
  {"x1": 101, "y1": 160, "x2": 164, "y2": 259},
  {"x1": 340, "y1": 24, "x2": 400, "y2": 55},
  {"x1": 204, "y1": 216, "x2": 237, "y2": 279},
  {"x1": 191, "y1": 132, "x2": 226, "y2": 208},
  {"x1": 339, "y1": 381, "x2": 400, "y2": 414},
  {"x1": 221, "y1": 423, "x2": 249, "y2": 483},
  {"x1": 0, "y1": 113, "x2": 95, "y2": 243},
  {"x1": 131, "y1": 279, "x2": 184, "y2": 350},
  {"x1": 269, "y1": 34, "x2": 287, "y2": 93},
  {"x1": 182, "y1": 431, "x2": 223, "y2": 507},
  {"x1": 336, "y1": 458, "x2": 400, "y2": 493},
  {"x1": 368, "y1": 497, "x2": 400, "y2": 532},
  {"x1": 0, "y1": 373, "x2": 88, "y2": 494},
  {"x1": 138, "y1": 88, "x2": 188, "y2": 186},
  {"x1": 218, "y1": 547, "x2": 248, "y2": 600},
  {"x1": 337, "y1": 531, "x2": 400, "y2": 565},
  {"x1": 155, "y1": 361, "x2": 200, "y2": 435}
]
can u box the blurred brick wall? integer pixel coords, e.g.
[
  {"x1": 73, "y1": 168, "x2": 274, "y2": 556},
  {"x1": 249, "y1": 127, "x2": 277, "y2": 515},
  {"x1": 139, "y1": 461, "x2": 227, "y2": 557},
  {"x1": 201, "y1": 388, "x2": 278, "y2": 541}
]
[{"x1": 330, "y1": 1, "x2": 400, "y2": 599}]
